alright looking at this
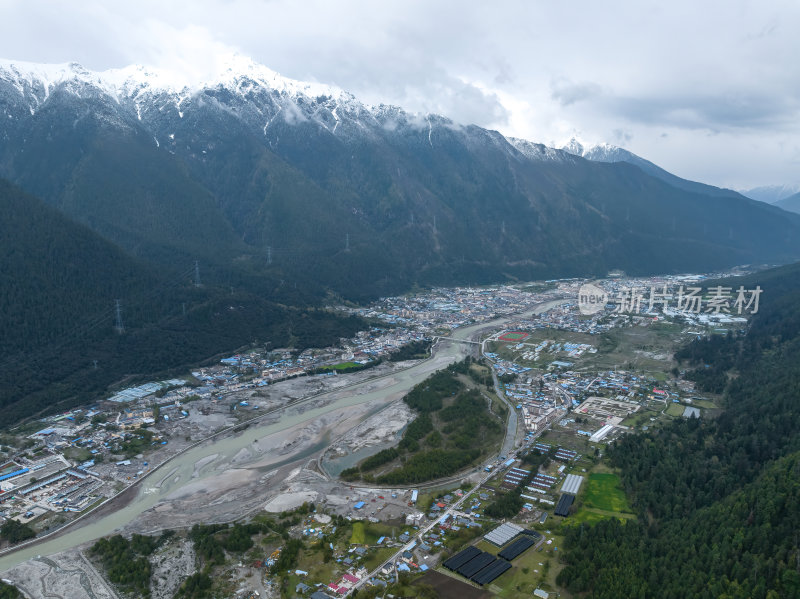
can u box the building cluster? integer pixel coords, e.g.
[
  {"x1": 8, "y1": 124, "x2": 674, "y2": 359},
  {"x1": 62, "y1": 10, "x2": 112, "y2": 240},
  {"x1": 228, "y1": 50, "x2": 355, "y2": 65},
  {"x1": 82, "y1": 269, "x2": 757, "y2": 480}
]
[
  {"x1": 357, "y1": 286, "x2": 555, "y2": 334},
  {"x1": 196, "y1": 326, "x2": 430, "y2": 388},
  {"x1": 0, "y1": 453, "x2": 106, "y2": 524}
]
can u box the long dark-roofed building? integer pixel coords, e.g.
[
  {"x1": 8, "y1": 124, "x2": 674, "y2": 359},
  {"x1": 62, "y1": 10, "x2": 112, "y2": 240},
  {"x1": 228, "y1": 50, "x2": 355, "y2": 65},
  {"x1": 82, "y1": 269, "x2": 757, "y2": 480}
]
[
  {"x1": 472, "y1": 560, "x2": 512, "y2": 585},
  {"x1": 459, "y1": 552, "x2": 496, "y2": 578},
  {"x1": 498, "y1": 535, "x2": 536, "y2": 560},
  {"x1": 444, "y1": 546, "x2": 481, "y2": 571},
  {"x1": 554, "y1": 493, "x2": 576, "y2": 516}
]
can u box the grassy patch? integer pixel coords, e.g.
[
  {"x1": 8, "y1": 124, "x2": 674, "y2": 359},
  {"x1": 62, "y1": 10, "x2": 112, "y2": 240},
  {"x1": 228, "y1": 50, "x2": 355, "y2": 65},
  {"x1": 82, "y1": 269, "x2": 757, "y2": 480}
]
[
  {"x1": 583, "y1": 473, "x2": 632, "y2": 513},
  {"x1": 319, "y1": 361, "x2": 361, "y2": 371},
  {"x1": 364, "y1": 546, "x2": 397, "y2": 571},
  {"x1": 349, "y1": 521, "x2": 366, "y2": 544},
  {"x1": 492, "y1": 536, "x2": 564, "y2": 598},
  {"x1": 416, "y1": 492, "x2": 434, "y2": 513},
  {"x1": 666, "y1": 403, "x2": 686, "y2": 417},
  {"x1": 295, "y1": 550, "x2": 337, "y2": 587},
  {"x1": 348, "y1": 521, "x2": 394, "y2": 546},
  {"x1": 621, "y1": 409, "x2": 658, "y2": 428},
  {"x1": 690, "y1": 398, "x2": 717, "y2": 409},
  {"x1": 569, "y1": 507, "x2": 634, "y2": 526}
]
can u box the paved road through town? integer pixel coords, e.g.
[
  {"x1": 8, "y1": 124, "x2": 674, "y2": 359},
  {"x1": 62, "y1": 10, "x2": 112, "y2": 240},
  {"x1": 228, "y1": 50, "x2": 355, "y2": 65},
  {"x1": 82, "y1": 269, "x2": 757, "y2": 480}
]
[
  {"x1": 346, "y1": 419, "x2": 551, "y2": 597},
  {"x1": 0, "y1": 299, "x2": 562, "y2": 574}
]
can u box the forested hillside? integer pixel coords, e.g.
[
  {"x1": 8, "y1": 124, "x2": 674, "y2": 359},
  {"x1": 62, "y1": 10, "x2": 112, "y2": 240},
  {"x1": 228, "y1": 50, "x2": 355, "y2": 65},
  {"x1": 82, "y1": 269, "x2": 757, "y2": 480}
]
[
  {"x1": 341, "y1": 360, "x2": 503, "y2": 484},
  {"x1": 556, "y1": 262, "x2": 800, "y2": 598},
  {"x1": 3, "y1": 60, "x2": 800, "y2": 303},
  {"x1": 0, "y1": 179, "x2": 366, "y2": 425}
]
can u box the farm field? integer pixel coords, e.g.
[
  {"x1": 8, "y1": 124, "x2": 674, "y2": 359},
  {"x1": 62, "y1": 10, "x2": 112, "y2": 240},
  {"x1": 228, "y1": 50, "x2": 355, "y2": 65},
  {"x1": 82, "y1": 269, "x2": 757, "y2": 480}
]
[{"x1": 582, "y1": 472, "x2": 632, "y2": 513}]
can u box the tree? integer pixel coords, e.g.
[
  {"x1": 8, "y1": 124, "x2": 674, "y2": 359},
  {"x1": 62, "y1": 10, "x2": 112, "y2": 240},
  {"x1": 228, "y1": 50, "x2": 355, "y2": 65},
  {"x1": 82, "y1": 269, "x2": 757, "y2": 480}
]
[{"x1": 0, "y1": 519, "x2": 35, "y2": 544}]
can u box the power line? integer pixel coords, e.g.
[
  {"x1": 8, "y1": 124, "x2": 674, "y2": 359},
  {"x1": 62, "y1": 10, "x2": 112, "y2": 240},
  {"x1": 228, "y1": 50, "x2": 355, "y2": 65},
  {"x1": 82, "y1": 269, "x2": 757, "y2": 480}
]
[
  {"x1": 114, "y1": 299, "x2": 124, "y2": 334},
  {"x1": 0, "y1": 263, "x2": 196, "y2": 373}
]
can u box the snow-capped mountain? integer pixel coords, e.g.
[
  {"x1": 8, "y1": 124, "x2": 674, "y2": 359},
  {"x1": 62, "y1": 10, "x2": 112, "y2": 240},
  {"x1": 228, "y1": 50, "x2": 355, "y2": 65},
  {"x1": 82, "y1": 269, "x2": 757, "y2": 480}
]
[
  {"x1": 740, "y1": 184, "x2": 800, "y2": 204},
  {"x1": 1, "y1": 55, "x2": 798, "y2": 300},
  {"x1": 0, "y1": 55, "x2": 743, "y2": 188},
  {"x1": 506, "y1": 137, "x2": 576, "y2": 163},
  {"x1": 0, "y1": 54, "x2": 595, "y2": 173},
  {"x1": 0, "y1": 55, "x2": 352, "y2": 114},
  {"x1": 0, "y1": 54, "x2": 512, "y2": 155},
  {"x1": 558, "y1": 137, "x2": 744, "y2": 199}
]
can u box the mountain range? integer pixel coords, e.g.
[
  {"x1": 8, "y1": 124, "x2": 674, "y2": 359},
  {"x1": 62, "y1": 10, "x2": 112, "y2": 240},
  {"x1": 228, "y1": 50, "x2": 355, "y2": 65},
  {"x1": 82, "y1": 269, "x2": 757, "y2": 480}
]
[
  {"x1": 2, "y1": 55, "x2": 800, "y2": 419},
  {"x1": 739, "y1": 183, "x2": 800, "y2": 204},
  {"x1": 0, "y1": 178, "x2": 365, "y2": 422},
  {"x1": 2, "y1": 55, "x2": 799, "y2": 295},
  {"x1": 557, "y1": 137, "x2": 748, "y2": 200},
  {"x1": 773, "y1": 191, "x2": 800, "y2": 214}
]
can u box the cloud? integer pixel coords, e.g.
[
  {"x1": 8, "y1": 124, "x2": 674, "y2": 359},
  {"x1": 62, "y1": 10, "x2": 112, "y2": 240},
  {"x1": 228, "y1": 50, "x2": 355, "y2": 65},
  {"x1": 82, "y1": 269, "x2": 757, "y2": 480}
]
[
  {"x1": 551, "y1": 79, "x2": 602, "y2": 107},
  {"x1": 2, "y1": 0, "x2": 800, "y2": 187},
  {"x1": 612, "y1": 129, "x2": 633, "y2": 144},
  {"x1": 601, "y1": 92, "x2": 800, "y2": 131}
]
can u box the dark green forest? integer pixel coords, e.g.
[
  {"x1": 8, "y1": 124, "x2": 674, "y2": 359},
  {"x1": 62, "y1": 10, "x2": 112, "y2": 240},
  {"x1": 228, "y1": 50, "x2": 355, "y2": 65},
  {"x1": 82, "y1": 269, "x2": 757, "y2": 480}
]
[
  {"x1": 483, "y1": 449, "x2": 551, "y2": 519},
  {"x1": 90, "y1": 533, "x2": 168, "y2": 597},
  {"x1": 0, "y1": 179, "x2": 367, "y2": 426},
  {"x1": 342, "y1": 361, "x2": 503, "y2": 484},
  {"x1": 0, "y1": 581, "x2": 20, "y2": 599},
  {"x1": 0, "y1": 519, "x2": 35, "y2": 545},
  {"x1": 556, "y1": 263, "x2": 800, "y2": 598}
]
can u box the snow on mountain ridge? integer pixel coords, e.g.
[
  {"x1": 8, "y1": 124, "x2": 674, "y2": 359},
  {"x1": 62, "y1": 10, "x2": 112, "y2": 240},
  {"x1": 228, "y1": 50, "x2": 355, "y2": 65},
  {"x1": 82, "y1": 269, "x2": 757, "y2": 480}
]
[
  {"x1": 739, "y1": 184, "x2": 800, "y2": 204},
  {"x1": 506, "y1": 137, "x2": 573, "y2": 162},
  {"x1": 0, "y1": 56, "x2": 572, "y2": 160},
  {"x1": 558, "y1": 136, "x2": 621, "y2": 159},
  {"x1": 0, "y1": 54, "x2": 352, "y2": 104}
]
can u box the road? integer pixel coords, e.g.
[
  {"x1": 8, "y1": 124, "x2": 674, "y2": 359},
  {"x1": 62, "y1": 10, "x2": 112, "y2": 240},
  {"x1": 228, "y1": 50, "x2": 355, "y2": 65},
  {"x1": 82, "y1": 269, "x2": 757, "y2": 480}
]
[
  {"x1": 347, "y1": 301, "x2": 567, "y2": 596},
  {"x1": 490, "y1": 369, "x2": 520, "y2": 458},
  {"x1": 346, "y1": 421, "x2": 551, "y2": 597},
  {"x1": 0, "y1": 298, "x2": 562, "y2": 575}
]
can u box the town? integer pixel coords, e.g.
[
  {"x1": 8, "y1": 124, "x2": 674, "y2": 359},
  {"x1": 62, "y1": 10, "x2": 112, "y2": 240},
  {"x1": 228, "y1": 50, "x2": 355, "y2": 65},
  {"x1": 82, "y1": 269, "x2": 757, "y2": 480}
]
[{"x1": 0, "y1": 271, "x2": 752, "y2": 598}]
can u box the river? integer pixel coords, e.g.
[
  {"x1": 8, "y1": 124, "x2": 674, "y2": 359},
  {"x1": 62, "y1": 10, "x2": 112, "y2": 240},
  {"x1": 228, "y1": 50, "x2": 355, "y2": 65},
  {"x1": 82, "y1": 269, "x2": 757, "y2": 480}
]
[{"x1": 0, "y1": 299, "x2": 561, "y2": 572}]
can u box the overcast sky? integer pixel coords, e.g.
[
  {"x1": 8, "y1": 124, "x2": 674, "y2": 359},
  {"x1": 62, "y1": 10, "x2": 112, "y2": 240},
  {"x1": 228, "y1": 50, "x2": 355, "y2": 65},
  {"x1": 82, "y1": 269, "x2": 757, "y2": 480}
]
[{"x1": 2, "y1": 0, "x2": 799, "y2": 190}]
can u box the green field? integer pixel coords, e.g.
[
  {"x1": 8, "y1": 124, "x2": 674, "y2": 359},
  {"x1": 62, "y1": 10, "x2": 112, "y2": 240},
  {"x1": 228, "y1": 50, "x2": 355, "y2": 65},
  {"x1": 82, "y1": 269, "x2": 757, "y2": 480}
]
[
  {"x1": 621, "y1": 409, "x2": 657, "y2": 428},
  {"x1": 666, "y1": 402, "x2": 687, "y2": 417},
  {"x1": 583, "y1": 473, "x2": 632, "y2": 513},
  {"x1": 499, "y1": 331, "x2": 529, "y2": 341},
  {"x1": 321, "y1": 361, "x2": 361, "y2": 371},
  {"x1": 349, "y1": 521, "x2": 367, "y2": 544},
  {"x1": 690, "y1": 398, "x2": 717, "y2": 409},
  {"x1": 348, "y1": 521, "x2": 397, "y2": 546}
]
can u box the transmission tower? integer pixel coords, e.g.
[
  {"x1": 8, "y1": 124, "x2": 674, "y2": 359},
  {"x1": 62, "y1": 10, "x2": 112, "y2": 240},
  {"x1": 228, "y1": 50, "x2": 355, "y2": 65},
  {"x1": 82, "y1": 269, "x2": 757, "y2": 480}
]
[
  {"x1": 267, "y1": 246, "x2": 272, "y2": 265},
  {"x1": 345, "y1": 234, "x2": 350, "y2": 251},
  {"x1": 194, "y1": 261, "x2": 201, "y2": 287},
  {"x1": 114, "y1": 299, "x2": 124, "y2": 334}
]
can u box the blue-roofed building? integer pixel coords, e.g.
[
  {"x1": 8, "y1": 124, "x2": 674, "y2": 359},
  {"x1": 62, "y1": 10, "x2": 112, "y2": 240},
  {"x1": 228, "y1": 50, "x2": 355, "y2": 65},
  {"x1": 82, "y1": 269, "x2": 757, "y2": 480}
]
[{"x1": 354, "y1": 501, "x2": 365, "y2": 509}]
